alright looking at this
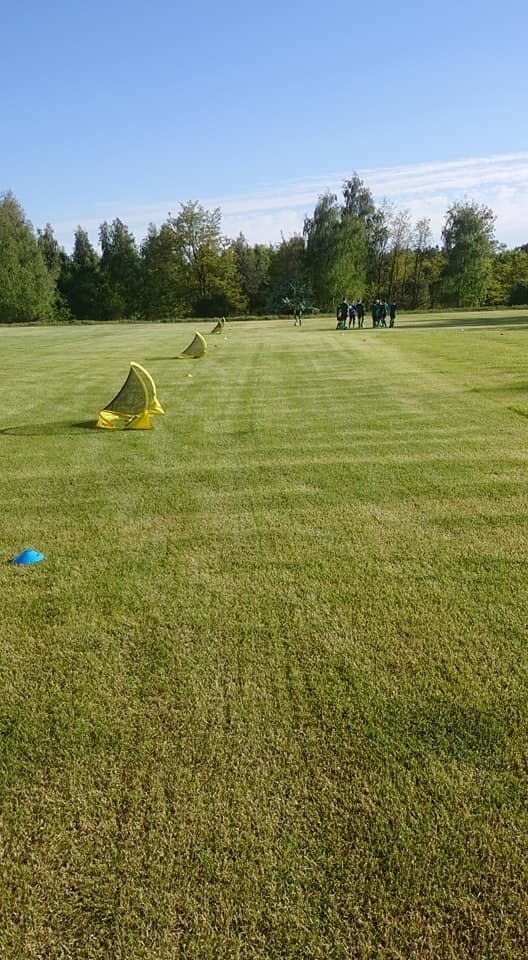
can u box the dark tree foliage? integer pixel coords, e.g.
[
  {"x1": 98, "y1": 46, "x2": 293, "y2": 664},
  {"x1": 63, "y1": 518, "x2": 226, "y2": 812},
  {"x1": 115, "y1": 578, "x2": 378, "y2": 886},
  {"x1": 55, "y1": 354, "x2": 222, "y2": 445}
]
[
  {"x1": 60, "y1": 228, "x2": 103, "y2": 321},
  {"x1": 3, "y1": 186, "x2": 528, "y2": 321},
  {"x1": 140, "y1": 223, "x2": 186, "y2": 320},
  {"x1": 0, "y1": 193, "x2": 55, "y2": 323},
  {"x1": 99, "y1": 219, "x2": 141, "y2": 319},
  {"x1": 267, "y1": 235, "x2": 308, "y2": 312},
  {"x1": 37, "y1": 224, "x2": 72, "y2": 321},
  {"x1": 158, "y1": 203, "x2": 246, "y2": 317},
  {"x1": 231, "y1": 234, "x2": 272, "y2": 313},
  {"x1": 438, "y1": 201, "x2": 496, "y2": 307},
  {"x1": 342, "y1": 175, "x2": 377, "y2": 222}
]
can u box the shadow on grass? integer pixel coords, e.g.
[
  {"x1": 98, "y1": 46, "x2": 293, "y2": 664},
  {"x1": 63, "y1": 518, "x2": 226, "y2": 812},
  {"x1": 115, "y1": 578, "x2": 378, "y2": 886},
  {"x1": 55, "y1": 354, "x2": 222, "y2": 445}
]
[
  {"x1": 141, "y1": 356, "x2": 174, "y2": 362},
  {"x1": 473, "y1": 381, "x2": 528, "y2": 394},
  {"x1": 399, "y1": 315, "x2": 528, "y2": 330},
  {"x1": 143, "y1": 353, "x2": 213, "y2": 362},
  {"x1": 0, "y1": 420, "x2": 99, "y2": 437},
  {"x1": 402, "y1": 694, "x2": 519, "y2": 765},
  {"x1": 314, "y1": 315, "x2": 528, "y2": 332}
]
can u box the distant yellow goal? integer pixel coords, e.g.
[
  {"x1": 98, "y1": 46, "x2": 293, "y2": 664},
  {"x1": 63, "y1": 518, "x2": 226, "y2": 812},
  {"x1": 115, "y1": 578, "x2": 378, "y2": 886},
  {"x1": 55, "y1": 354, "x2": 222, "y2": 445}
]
[
  {"x1": 178, "y1": 331, "x2": 207, "y2": 358},
  {"x1": 209, "y1": 317, "x2": 225, "y2": 334},
  {"x1": 97, "y1": 362, "x2": 165, "y2": 430}
]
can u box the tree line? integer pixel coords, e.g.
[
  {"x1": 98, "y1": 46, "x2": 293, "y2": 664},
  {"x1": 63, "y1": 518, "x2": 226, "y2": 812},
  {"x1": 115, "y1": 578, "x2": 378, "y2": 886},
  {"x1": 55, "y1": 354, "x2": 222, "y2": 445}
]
[{"x1": 1, "y1": 175, "x2": 527, "y2": 324}]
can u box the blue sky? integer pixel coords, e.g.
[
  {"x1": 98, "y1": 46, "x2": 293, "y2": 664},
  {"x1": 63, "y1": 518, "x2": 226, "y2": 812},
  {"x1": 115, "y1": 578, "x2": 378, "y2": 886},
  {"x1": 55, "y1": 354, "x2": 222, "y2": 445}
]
[{"x1": 2, "y1": 0, "x2": 527, "y2": 251}]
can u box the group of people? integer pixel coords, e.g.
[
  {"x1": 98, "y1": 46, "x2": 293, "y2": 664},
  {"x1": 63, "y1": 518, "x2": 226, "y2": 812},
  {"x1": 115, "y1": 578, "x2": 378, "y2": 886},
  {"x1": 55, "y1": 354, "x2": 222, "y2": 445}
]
[
  {"x1": 337, "y1": 299, "x2": 366, "y2": 328},
  {"x1": 337, "y1": 298, "x2": 397, "y2": 329}
]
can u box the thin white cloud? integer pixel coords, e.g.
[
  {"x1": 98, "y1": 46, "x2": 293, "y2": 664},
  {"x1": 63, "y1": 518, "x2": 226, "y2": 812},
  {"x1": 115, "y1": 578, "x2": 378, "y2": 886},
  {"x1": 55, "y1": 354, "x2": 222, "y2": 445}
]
[{"x1": 53, "y1": 152, "x2": 528, "y2": 251}]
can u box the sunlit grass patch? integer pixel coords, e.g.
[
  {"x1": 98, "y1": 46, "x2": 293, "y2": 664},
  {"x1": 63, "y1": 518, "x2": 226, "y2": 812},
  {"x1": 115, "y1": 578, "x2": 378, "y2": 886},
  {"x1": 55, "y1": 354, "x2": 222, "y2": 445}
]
[{"x1": 1, "y1": 313, "x2": 528, "y2": 958}]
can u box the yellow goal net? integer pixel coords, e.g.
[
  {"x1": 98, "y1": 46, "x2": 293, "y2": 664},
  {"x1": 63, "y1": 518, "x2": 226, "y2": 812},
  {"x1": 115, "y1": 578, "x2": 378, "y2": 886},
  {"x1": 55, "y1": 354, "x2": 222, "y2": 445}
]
[
  {"x1": 178, "y1": 331, "x2": 207, "y2": 358},
  {"x1": 97, "y1": 362, "x2": 165, "y2": 430}
]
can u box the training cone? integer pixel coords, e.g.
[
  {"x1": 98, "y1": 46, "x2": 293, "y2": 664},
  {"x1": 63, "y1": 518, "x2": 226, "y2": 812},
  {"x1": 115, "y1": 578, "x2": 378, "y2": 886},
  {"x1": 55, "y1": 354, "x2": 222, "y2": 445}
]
[{"x1": 12, "y1": 548, "x2": 45, "y2": 566}]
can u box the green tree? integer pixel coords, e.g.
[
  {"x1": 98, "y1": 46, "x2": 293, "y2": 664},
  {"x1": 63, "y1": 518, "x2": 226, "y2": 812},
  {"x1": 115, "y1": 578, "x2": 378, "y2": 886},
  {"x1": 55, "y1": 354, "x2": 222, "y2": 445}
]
[
  {"x1": 61, "y1": 227, "x2": 102, "y2": 321},
  {"x1": 304, "y1": 192, "x2": 365, "y2": 309},
  {"x1": 231, "y1": 234, "x2": 273, "y2": 313},
  {"x1": 267, "y1": 234, "x2": 307, "y2": 312},
  {"x1": 168, "y1": 202, "x2": 244, "y2": 316},
  {"x1": 99, "y1": 218, "x2": 141, "y2": 319},
  {"x1": 202, "y1": 243, "x2": 247, "y2": 316},
  {"x1": 140, "y1": 223, "x2": 187, "y2": 320},
  {"x1": 386, "y1": 209, "x2": 412, "y2": 302},
  {"x1": 341, "y1": 174, "x2": 374, "y2": 295},
  {"x1": 278, "y1": 279, "x2": 313, "y2": 318},
  {"x1": 438, "y1": 200, "x2": 496, "y2": 306},
  {"x1": 37, "y1": 223, "x2": 72, "y2": 322},
  {"x1": 37, "y1": 223, "x2": 64, "y2": 282},
  {"x1": 408, "y1": 217, "x2": 434, "y2": 308},
  {"x1": 342, "y1": 176, "x2": 394, "y2": 299},
  {"x1": 342, "y1": 174, "x2": 377, "y2": 223},
  {"x1": 488, "y1": 248, "x2": 528, "y2": 305},
  {"x1": 365, "y1": 200, "x2": 393, "y2": 298},
  {"x1": 422, "y1": 248, "x2": 446, "y2": 308},
  {"x1": 303, "y1": 175, "x2": 393, "y2": 309},
  {"x1": 0, "y1": 192, "x2": 55, "y2": 323},
  {"x1": 303, "y1": 193, "x2": 341, "y2": 309}
]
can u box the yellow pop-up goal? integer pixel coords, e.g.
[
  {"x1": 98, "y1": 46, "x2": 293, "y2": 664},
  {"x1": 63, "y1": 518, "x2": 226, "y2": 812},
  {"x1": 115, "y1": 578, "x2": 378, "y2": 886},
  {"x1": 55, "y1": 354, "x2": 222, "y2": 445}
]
[{"x1": 97, "y1": 362, "x2": 164, "y2": 430}]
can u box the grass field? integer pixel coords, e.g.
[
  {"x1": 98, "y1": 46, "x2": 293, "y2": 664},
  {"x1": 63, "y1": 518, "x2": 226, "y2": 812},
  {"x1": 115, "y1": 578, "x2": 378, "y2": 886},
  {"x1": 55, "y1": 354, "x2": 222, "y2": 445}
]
[{"x1": 1, "y1": 310, "x2": 528, "y2": 959}]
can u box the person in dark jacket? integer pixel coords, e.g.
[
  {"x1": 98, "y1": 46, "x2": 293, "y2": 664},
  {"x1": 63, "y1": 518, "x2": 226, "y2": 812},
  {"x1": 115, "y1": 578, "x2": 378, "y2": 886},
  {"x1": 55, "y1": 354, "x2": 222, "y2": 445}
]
[
  {"x1": 356, "y1": 300, "x2": 365, "y2": 327},
  {"x1": 389, "y1": 302, "x2": 397, "y2": 327},
  {"x1": 336, "y1": 298, "x2": 348, "y2": 329}
]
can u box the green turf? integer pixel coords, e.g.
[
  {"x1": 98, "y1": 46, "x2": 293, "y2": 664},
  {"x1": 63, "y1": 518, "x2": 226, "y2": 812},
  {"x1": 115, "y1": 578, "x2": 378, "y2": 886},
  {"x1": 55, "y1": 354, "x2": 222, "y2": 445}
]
[{"x1": 1, "y1": 311, "x2": 528, "y2": 958}]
